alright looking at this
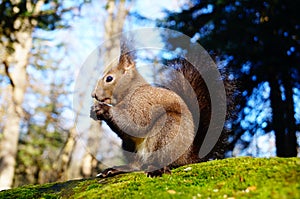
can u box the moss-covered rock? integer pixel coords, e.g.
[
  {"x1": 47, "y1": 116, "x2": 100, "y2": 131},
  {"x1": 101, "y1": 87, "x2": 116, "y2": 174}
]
[{"x1": 1, "y1": 157, "x2": 299, "y2": 199}]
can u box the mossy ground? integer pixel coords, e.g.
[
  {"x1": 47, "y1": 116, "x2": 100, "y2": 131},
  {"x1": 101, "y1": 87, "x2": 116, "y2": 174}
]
[{"x1": 1, "y1": 157, "x2": 299, "y2": 199}]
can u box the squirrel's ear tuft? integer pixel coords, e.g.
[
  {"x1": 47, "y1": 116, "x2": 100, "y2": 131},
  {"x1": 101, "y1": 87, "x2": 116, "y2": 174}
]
[
  {"x1": 119, "y1": 52, "x2": 135, "y2": 71},
  {"x1": 119, "y1": 38, "x2": 136, "y2": 71}
]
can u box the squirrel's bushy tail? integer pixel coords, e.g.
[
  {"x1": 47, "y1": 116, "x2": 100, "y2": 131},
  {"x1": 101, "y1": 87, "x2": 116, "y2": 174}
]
[{"x1": 161, "y1": 58, "x2": 235, "y2": 162}]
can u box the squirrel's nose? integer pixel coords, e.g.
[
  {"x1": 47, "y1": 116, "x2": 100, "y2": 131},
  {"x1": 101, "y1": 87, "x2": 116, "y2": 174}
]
[
  {"x1": 91, "y1": 90, "x2": 99, "y2": 100},
  {"x1": 91, "y1": 91, "x2": 96, "y2": 98},
  {"x1": 92, "y1": 91, "x2": 101, "y2": 101}
]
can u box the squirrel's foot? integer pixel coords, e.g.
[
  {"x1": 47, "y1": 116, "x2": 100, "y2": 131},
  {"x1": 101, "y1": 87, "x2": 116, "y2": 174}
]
[
  {"x1": 146, "y1": 166, "x2": 171, "y2": 177},
  {"x1": 96, "y1": 167, "x2": 126, "y2": 178},
  {"x1": 97, "y1": 165, "x2": 136, "y2": 178}
]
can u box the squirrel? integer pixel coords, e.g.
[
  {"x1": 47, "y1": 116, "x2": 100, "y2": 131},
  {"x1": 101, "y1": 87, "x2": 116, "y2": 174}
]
[{"x1": 90, "y1": 46, "x2": 233, "y2": 177}]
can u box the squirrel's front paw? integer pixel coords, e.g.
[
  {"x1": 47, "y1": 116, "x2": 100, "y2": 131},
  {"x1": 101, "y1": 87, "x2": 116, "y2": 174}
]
[{"x1": 90, "y1": 102, "x2": 111, "y2": 120}]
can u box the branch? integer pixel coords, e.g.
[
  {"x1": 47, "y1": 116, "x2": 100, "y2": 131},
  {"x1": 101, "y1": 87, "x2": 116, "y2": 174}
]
[{"x1": 3, "y1": 61, "x2": 15, "y2": 88}]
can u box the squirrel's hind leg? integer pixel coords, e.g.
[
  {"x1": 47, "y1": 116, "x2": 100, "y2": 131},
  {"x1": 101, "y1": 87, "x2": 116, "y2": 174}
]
[{"x1": 145, "y1": 166, "x2": 171, "y2": 177}]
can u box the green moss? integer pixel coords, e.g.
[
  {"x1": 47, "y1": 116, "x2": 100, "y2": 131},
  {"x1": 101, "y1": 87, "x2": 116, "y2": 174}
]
[{"x1": 1, "y1": 157, "x2": 299, "y2": 199}]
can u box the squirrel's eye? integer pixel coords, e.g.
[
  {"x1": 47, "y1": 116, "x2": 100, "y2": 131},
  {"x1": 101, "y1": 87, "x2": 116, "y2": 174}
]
[{"x1": 106, "y1": 75, "x2": 113, "y2": 83}]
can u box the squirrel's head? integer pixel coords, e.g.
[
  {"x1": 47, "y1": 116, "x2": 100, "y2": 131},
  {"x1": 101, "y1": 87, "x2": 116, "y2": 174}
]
[{"x1": 92, "y1": 52, "x2": 140, "y2": 105}]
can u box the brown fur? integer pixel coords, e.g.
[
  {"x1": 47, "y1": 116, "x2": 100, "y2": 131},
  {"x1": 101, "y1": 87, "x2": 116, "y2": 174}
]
[{"x1": 91, "y1": 51, "x2": 232, "y2": 177}]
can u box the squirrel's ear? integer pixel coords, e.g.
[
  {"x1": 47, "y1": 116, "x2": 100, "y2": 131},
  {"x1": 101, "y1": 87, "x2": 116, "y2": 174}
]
[{"x1": 118, "y1": 52, "x2": 135, "y2": 71}]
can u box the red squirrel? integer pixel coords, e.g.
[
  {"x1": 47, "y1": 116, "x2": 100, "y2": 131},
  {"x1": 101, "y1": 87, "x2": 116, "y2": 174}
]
[{"x1": 90, "y1": 47, "x2": 233, "y2": 177}]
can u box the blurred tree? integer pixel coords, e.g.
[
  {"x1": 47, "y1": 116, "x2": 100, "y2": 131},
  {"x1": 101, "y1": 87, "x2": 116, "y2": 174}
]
[
  {"x1": 159, "y1": 0, "x2": 300, "y2": 157},
  {"x1": 13, "y1": 59, "x2": 73, "y2": 186},
  {"x1": 0, "y1": 0, "x2": 87, "y2": 189},
  {"x1": 79, "y1": 0, "x2": 130, "y2": 177},
  {"x1": 14, "y1": 83, "x2": 65, "y2": 186}
]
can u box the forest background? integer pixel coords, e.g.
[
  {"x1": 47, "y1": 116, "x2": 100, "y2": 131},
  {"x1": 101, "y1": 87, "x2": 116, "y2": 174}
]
[{"x1": 0, "y1": 0, "x2": 299, "y2": 190}]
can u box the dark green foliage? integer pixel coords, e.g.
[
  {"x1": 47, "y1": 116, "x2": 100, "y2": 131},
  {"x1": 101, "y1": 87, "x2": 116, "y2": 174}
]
[
  {"x1": 159, "y1": 0, "x2": 300, "y2": 157},
  {"x1": 15, "y1": 125, "x2": 65, "y2": 187},
  {"x1": 0, "y1": 0, "x2": 86, "y2": 45}
]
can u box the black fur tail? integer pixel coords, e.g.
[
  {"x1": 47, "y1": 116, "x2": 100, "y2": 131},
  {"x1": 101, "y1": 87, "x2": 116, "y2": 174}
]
[{"x1": 163, "y1": 58, "x2": 236, "y2": 162}]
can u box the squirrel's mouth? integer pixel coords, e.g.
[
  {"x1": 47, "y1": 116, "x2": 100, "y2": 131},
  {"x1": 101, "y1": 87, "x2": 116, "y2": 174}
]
[{"x1": 100, "y1": 98, "x2": 111, "y2": 104}]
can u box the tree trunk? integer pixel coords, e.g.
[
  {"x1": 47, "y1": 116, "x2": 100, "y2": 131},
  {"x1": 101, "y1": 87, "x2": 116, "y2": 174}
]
[
  {"x1": 0, "y1": 1, "x2": 44, "y2": 190},
  {"x1": 55, "y1": 127, "x2": 77, "y2": 181},
  {"x1": 282, "y1": 73, "x2": 298, "y2": 157},
  {"x1": 0, "y1": 32, "x2": 31, "y2": 190},
  {"x1": 80, "y1": 121, "x2": 102, "y2": 177},
  {"x1": 269, "y1": 72, "x2": 298, "y2": 157},
  {"x1": 103, "y1": 0, "x2": 128, "y2": 66},
  {"x1": 269, "y1": 75, "x2": 286, "y2": 157},
  {"x1": 78, "y1": 0, "x2": 129, "y2": 177}
]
